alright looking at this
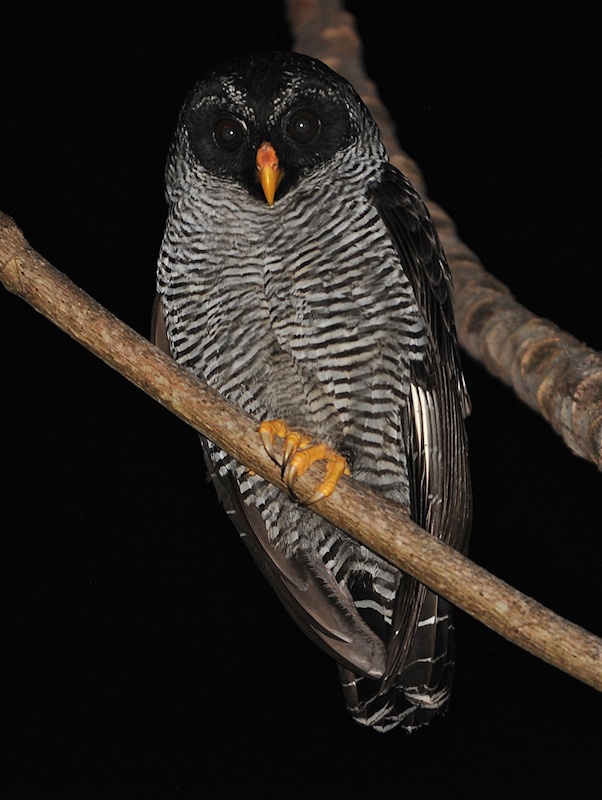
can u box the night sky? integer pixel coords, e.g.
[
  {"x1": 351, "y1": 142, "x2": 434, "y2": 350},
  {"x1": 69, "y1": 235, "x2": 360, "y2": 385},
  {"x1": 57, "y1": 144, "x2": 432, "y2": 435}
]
[{"x1": 3, "y1": 3, "x2": 601, "y2": 798}]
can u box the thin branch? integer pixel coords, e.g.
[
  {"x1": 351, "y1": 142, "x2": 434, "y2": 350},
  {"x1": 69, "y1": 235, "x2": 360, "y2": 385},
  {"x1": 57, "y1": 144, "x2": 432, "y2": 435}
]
[
  {"x1": 1, "y1": 211, "x2": 601, "y2": 692},
  {"x1": 286, "y1": 0, "x2": 602, "y2": 470}
]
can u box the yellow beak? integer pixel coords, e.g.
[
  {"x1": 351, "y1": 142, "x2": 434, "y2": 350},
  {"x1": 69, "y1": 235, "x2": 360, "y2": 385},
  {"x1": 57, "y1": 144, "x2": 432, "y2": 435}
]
[{"x1": 256, "y1": 141, "x2": 283, "y2": 205}]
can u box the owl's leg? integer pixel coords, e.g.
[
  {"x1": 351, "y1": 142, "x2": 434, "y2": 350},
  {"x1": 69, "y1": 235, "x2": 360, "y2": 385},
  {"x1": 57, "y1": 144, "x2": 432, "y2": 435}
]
[{"x1": 259, "y1": 419, "x2": 350, "y2": 504}]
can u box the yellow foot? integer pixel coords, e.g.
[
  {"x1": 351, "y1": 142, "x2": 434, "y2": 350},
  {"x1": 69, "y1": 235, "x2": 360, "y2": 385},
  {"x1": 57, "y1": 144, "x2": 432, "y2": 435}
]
[{"x1": 258, "y1": 419, "x2": 350, "y2": 504}]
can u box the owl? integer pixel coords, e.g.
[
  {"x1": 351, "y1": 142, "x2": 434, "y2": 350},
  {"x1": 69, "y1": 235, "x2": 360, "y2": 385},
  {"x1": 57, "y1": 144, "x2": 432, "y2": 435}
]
[{"x1": 154, "y1": 51, "x2": 471, "y2": 731}]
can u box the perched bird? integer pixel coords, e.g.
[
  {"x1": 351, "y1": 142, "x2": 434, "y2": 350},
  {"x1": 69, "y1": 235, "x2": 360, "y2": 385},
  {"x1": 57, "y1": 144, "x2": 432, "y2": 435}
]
[{"x1": 154, "y1": 51, "x2": 471, "y2": 732}]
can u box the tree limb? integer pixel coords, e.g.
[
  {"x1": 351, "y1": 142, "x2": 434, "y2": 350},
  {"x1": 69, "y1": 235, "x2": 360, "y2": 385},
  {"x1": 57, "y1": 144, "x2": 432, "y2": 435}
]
[
  {"x1": 1, "y1": 210, "x2": 601, "y2": 692},
  {"x1": 286, "y1": 0, "x2": 602, "y2": 470}
]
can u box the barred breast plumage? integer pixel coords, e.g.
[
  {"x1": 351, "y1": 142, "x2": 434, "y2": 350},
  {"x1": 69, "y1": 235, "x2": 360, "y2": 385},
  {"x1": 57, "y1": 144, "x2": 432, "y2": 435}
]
[{"x1": 155, "y1": 51, "x2": 471, "y2": 732}]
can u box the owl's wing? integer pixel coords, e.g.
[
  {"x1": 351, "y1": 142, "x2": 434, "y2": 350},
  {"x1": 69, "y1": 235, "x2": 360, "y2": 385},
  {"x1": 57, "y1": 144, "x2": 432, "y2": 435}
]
[
  {"x1": 151, "y1": 295, "x2": 387, "y2": 680},
  {"x1": 338, "y1": 165, "x2": 472, "y2": 727},
  {"x1": 372, "y1": 163, "x2": 472, "y2": 550}
]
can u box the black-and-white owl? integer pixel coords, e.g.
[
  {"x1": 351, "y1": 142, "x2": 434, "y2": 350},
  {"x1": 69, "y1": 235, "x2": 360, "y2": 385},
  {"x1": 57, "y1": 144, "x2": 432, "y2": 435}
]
[{"x1": 154, "y1": 51, "x2": 471, "y2": 732}]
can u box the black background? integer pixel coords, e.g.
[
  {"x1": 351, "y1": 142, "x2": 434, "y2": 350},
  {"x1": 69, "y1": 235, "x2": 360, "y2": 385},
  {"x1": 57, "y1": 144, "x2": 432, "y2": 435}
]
[{"x1": 2, "y1": 3, "x2": 601, "y2": 798}]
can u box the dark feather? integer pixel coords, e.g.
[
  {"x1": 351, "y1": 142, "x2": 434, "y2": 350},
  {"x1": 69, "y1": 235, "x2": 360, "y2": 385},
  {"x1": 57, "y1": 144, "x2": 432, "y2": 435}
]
[{"x1": 373, "y1": 164, "x2": 472, "y2": 549}]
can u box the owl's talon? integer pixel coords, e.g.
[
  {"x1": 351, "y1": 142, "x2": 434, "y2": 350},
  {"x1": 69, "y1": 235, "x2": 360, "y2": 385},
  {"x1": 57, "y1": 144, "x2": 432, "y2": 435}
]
[
  {"x1": 259, "y1": 419, "x2": 349, "y2": 504},
  {"x1": 282, "y1": 431, "x2": 312, "y2": 475},
  {"x1": 286, "y1": 459, "x2": 300, "y2": 494},
  {"x1": 305, "y1": 456, "x2": 349, "y2": 505},
  {"x1": 281, "y1": 437, "x2": 296, "y2": 475},
  {"x1": 259, "y1": 419, "x2": 288, "y2": 465}
]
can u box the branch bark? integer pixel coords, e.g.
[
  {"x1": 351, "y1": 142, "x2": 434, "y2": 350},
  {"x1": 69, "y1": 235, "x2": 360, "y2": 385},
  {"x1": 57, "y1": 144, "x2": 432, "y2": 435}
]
[
  {"x1": 286, "y1": 0, "x2": 602, "y2": 470},
  {"x1": 1, "y1": 210, "x2": 601, "y2": 692}
]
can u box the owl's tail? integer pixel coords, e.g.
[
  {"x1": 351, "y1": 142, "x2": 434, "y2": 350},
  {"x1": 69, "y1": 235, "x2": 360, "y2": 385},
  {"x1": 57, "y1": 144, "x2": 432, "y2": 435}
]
[{"x1": 338, "y1": 592, "x2": 456, "y2": 732}]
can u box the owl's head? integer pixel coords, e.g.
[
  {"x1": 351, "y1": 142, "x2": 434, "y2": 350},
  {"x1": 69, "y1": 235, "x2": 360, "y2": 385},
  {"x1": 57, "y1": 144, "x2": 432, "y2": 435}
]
[{"x1": 167, "y1": 51, "x2": 383, "y2": 205}]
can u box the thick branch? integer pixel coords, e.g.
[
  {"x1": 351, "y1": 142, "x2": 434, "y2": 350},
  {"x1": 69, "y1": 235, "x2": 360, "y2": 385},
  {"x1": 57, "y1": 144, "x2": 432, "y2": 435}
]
[
  {"x1": 1, "y1": 210, "x2": 601, "y2": 692},
  {"x1": 285, "y1": 0, "x2": 602, "y2": 470}
]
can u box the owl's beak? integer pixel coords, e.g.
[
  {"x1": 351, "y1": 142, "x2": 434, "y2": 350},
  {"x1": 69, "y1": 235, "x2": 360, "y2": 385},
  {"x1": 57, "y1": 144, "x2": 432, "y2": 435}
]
[{"x1": 256, "y1": 142, "x2": 283, "y2": 205}]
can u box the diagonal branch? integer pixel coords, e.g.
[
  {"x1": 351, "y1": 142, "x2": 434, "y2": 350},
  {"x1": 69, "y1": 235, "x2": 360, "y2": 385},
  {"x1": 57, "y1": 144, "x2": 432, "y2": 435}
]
[
  {"x1": 1, "y1": 210, "x2": 601, "y2": 692},
  {"x1": 286, "y1": 0, "x2": 602, "y2": 470}
]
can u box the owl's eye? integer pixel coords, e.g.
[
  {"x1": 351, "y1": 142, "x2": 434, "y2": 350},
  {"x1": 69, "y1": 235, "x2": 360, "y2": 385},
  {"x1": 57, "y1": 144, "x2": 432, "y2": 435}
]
[
  {"x1": 286, "y1": 108, "x2": 320, "y2": 144},
  {"x1": 213, "y1": 118, "x2": 246, "y2": 151}
]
